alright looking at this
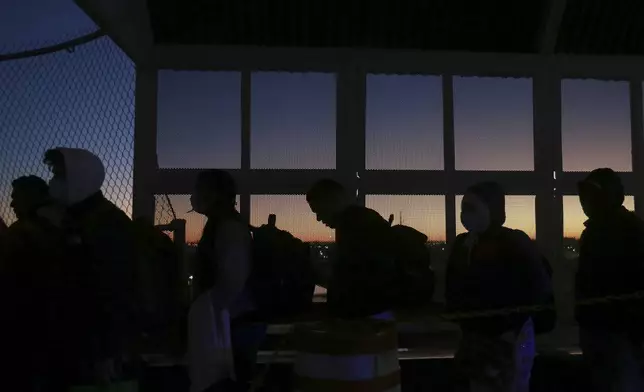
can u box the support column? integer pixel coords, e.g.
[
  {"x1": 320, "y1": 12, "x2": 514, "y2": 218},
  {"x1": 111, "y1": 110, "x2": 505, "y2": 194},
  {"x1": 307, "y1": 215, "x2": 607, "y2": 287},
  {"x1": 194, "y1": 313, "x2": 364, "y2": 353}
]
[
  {"x1": 534, "y1": 64, "x2": 569, "y2": 322},
  {"x1": 533, "y1": 65, "x2": 563, "y2": 262},
  {"x1": 336, "y1": 58, "x2": 365, "y2": 205},
  {"x1": 239, "y1": 70, "x2": 252, "y2": 222},
  {"x1": 132, "y1": 66, "x2": 157, "y2": 222},
  {"x1": 443, "y1": 75, "x2": 457, "y2": 246},
  {"x1": 630, "y1": 81, "x2": 644, "y2": 218}
]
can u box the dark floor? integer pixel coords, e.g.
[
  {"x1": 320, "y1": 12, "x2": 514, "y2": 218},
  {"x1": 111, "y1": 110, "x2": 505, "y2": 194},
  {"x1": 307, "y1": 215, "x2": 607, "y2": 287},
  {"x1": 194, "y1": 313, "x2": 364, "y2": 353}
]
[{"x1": 141, "y1": 353, "x2": 590, "y2": 392}]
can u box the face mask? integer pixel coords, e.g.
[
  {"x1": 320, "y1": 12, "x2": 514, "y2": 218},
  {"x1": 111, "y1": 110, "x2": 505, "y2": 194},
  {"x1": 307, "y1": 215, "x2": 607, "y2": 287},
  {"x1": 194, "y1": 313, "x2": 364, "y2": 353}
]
[
  {"x1": 461, "y1": 209, "x2": 490, "y2": 234},
  {"x1": 48, "y1": 178, "x2": 69, "y2": 205}
]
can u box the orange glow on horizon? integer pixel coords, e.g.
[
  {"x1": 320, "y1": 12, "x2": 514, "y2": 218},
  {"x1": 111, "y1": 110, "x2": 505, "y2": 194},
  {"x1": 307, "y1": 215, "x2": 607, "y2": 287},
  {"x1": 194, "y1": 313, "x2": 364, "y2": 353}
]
[
  {"x1": 163, "y1": 194, "x2": 635, "y2": 244},
  {"x1": 563, "y1": 195, "x2": 634, "y2": 239}
]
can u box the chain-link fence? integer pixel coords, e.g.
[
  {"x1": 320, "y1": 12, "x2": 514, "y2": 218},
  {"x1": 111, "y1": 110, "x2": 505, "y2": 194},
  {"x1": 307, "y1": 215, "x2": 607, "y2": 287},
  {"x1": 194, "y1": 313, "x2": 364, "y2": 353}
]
[
  {"x1": 0, "y1": 31, "x2": 141, "y2": 225},
  {"x1": 155, "y1": 194, "x2": 178, "y2": 227}
]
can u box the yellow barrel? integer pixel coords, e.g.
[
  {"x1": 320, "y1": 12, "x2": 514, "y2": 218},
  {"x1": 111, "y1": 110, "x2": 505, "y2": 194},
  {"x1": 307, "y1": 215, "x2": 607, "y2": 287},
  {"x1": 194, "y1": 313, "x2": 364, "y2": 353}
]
[{"x1": 293, "y1": 320, "x2": 401, "y2": 392}]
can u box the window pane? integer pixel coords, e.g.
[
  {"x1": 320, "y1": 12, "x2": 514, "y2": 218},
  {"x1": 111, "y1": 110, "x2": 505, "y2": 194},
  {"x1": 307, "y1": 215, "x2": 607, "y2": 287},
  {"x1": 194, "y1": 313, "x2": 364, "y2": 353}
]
[
  {"x1": 366, "y1": 74, "x2": 444, "y2": 170},
  {"x1": 250, "y1": 195, "x2": 334, "y2": 242},
  {"x1": 562, "y1": 79, "x2": 631, "y2": 172},
  {"x1": 563, "y1": 195, "x2": 634, "y2": 241},
  {"x1": 251, "y1": 72, "x2": 336, "y2": 169},
  {"x1": 454, "y1": 77, "x2": 534, "y2": 171},
  {"x1": 455, "y1": 195, "x2": 536, "y2": 238},
  {"x1": 365, "y1": 195, "x2": 447, "y2": 302},
  {"x1": 365, "y1": 195, "x2": 446, "y2": 241},
  {"x1": 157, "y1": 71, "x2": 241, "y2": 169}
]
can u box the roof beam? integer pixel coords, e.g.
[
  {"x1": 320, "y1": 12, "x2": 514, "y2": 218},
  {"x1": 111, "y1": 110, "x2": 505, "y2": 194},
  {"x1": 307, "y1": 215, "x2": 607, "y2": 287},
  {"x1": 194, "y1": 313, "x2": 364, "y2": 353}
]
[
  {"x1": 156, "y1": 44, "x2": 644, "y2": 80},
  {"x1": 74, "y1": 0, "x2": 154, "y2": 66},
  {"x1": 539, "y1": 0, "x2": 568, "y2": 54}
]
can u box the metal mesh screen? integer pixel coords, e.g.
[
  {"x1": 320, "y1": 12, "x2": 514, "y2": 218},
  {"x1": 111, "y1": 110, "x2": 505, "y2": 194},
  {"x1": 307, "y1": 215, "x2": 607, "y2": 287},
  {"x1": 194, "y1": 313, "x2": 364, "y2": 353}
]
[
  {"x1": 0, "y1": 32, "x2": 136, "y2": 224},
  {"x1": 155, "y1": 194, "x2": 178, "y2": 226}
]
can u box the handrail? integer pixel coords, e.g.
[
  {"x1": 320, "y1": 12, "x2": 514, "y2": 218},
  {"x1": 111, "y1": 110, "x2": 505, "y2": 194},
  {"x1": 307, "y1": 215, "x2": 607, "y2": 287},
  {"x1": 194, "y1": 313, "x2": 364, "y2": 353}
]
[{"x1": 0, "y1": 30, "x2": 106, "y2": 62}]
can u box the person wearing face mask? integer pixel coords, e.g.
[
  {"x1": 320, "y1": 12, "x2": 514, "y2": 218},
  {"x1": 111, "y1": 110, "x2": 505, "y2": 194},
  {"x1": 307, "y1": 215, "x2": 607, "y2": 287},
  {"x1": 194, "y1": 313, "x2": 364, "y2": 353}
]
[
  {"x1": 42, "y1": 147, "x2": 140, "y2": 390},
  {"x1": 445, "y1": 181, "x2": 549, "y2": 392},
  {"x1": 189, "y1": 169, "x2": 262, "y2": 392},
  {"x1": 306, "y1": 178, "x2": 398, "y2": 320},
  {"x1": 576, "y1": 168, "x2": 644, "y2": 392}
]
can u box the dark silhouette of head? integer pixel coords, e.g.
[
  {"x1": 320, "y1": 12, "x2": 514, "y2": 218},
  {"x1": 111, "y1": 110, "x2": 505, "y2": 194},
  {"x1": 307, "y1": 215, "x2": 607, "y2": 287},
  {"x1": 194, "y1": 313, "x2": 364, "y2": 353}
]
[
  {"x1": 578, "y1": 168, "x2": 625, "y2": 220},
  {"x1": 11, "y1": 175, "x2": 50, "y2": 220},
  {"x1": 306, "y1": 179, "x2": 350, "y2": 229},
  {"x1": 461, "y1": 181, "x2": 506, "y2": 234},
  {"x1": 191, "y1": 170, "x2": 237, "y2": 218}
]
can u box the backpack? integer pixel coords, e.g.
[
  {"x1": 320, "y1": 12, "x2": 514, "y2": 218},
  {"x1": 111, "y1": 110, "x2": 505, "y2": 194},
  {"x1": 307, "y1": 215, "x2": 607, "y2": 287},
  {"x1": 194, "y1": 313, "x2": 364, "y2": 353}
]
[
  {"x1": 248, "y1": 214, "x2": 316, "y2": 322},
  {"x1": 389, "y1": 224, "x2": 435, "y2": 308},
  {"x1": 532, "y1": 256, "x2": 557, "y2": 335},
  {"x1": 82, "y1": 203, "x2": 186, "y2": 355}
]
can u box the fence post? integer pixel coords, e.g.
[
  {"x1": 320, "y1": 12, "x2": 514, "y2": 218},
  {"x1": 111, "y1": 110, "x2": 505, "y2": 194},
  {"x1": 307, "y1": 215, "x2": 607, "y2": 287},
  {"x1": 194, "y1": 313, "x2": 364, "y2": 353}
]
[
  {"x1": 133, "y1": 66, "x2": 157, "y2": 221},
  {"x1": 443, "y1": 75, "x2": 456, "y2": 246},
  {"x1": 336, "y1": 57, "x2": 365, "y2": 206},
  {"x1": 239, "y1": 70, "x2": 252, "y2": 223},
  {"x1": 630, "y1": 81, "x2": 644, "y2": 218},
  {"x1": 533, "y1": 63, "x2": 567, "y2": 321}
]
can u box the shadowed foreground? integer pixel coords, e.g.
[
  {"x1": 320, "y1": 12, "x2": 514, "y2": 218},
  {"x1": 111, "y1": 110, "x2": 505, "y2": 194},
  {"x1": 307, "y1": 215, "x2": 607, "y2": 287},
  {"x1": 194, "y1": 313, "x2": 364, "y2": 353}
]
[{"x1": 141, "y1": 353, "x2": 590, "y2": 392}]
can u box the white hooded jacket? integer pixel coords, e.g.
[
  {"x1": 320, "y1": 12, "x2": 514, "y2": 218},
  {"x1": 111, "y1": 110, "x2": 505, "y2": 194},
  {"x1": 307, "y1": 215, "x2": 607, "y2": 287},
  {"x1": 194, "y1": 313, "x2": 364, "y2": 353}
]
[
  {"x1": 48, "y1": 147, "x2": 106, "y2": 206},
  {"x1": 46, "y1": 147, "x2": 137, "y2": 364}
]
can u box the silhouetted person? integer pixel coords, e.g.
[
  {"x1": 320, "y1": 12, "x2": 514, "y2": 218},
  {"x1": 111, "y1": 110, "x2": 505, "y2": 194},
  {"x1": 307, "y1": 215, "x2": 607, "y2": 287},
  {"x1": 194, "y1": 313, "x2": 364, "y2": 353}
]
[
  {"x1": 189, "y1": 170, "x2": 263, "y2": 392},
  {"x1": 0, "y1": 175, "x2": 67, "y2": 391},
  {"x1": 576, "y1": 168, "x2": 644, "y2": 392},
  {"x1": 306, "y1": 179, "x2": 397, "y2": 320},
  {"x1": 10, "y1": 175, "x2": 51, "y2": 221},
  {"x1": 43, "y1": 147, "x2": 139, "y2": 389},
  {"x1": 445, "y1": 181, "x2": 549, "y2": 392}
]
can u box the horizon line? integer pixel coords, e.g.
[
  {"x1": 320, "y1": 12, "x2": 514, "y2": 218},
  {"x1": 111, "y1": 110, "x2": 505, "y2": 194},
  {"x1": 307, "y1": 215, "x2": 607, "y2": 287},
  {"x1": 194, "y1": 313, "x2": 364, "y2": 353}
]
[{"x1": 184, "y1": 236, "x2": 583, "y2": 245}]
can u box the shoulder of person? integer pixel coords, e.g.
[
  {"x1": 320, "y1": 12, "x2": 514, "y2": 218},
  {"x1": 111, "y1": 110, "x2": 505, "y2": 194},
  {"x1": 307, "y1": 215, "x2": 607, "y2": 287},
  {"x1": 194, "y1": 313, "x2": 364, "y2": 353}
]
[
  {"x1": 501, "y1": 227, "x2": 532, "y2": 242},
  {"x1": 449, "y1": 233, "x2": 470, "y2": 252},
  {"x1": 454, "y1": 232, "x2": 469, "y2": 244},
  {"x1": 624, "y1": 210, "x2": 644, "y2": 230},
  {"x1": 500, "y1": 228, "x2": 539, "y2": 256},
  {"x1": 343, "y1": 206, "x2": 389, "y2": 231},
  {"x1": 81, "y1": 200, "x2": 129, "y2": 231}
]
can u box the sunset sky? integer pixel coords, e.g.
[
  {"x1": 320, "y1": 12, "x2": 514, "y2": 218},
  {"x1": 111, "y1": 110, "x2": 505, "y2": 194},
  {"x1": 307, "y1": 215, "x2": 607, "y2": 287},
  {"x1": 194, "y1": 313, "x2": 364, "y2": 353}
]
[
  {"x1": 158, "y1": 70, "x2": 634, "y2": 243},
  {"x1": 0, "y1": 0, "x2": 638, "y2": 244}
]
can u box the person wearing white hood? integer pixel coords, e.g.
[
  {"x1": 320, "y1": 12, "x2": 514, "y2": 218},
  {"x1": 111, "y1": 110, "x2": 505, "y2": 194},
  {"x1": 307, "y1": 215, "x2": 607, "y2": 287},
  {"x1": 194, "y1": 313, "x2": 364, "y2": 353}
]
[{"x1": 43, "y1": 147, "x2": 140, "y2": 389}]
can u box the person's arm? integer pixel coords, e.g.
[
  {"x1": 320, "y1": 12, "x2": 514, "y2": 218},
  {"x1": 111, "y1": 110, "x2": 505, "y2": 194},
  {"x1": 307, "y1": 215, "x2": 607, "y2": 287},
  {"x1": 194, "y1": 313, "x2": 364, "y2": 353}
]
[
  {"x1": 509, "y1": 230, "x2": 550, "y2": 306},
  {"x1": 208, "y1": 220, "x2": 252, "y2": 311}
]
